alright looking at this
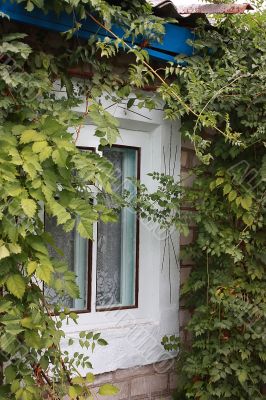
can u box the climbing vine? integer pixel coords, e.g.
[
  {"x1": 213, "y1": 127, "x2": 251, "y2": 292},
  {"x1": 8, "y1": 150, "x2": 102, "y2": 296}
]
[
  {"x1": 130, "y1": 3, "x2": 266, "y2": 399},
  {"x1": 0, "y1": 0, "x2": 265, "y2": 399},
  {"x1": 0, "y1": 1, "x2": 165, "y2": 398}
]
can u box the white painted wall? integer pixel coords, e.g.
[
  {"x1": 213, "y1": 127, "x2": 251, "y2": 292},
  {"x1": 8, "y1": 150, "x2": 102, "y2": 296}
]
[{"x1": 59, "y1": 92, "x2": 181, "y2": 375}]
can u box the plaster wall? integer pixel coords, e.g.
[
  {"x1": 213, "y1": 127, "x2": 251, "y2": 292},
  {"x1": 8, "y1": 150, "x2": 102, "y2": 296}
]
[{"x1": 54, "y1": 87, "x2": 181, "y2": 376}]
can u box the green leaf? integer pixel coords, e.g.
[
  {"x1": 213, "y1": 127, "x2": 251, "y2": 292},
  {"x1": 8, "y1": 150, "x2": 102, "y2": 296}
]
[
  {"x1": 93, "y1": 332, "x2": 100, "y2": 340},
  {"x1": 0, "y1": 385, "x2": 10, "y2": 397},
  {"x1": 11, "y1": 379, "x2": 20, "y2": 393},
  {"x1": 228, "y1": 190, "x2": 237, "y2": 202},
  {"x1": 77, "y1": 219, "x2": 93, "y2": 239},
  {"x1": 86, "y1": 373, "x2": 95, "y2": 384},
  {"x1": 26, "y1": 1, "x2": 34, "y2": 12},
  {"x1": 49, "y1": 201, "x2": 71, "y2": 225},
  {"x1": 20, "y1": 129, "x2": 45, "y2": 144},
  {"x1": 24, "y1": 331, "x2": 42, "y2": 349},
  {"x1": 5, "y1": 364, "x2": 17, "y2": 384},
  {"x1": 27, "y1": 261, "x2": 38, "y2": 275},
  {"x1": 72, "y1": 376, "x2": 84, "y2": 385},
  {"x1": 21, "y1": 317, "x2": 34, "y2": 329},
  {"x1": 237, "y1": 370, "x2": 248, "y2": 384},
  {"x1": 52, "y1": 149, "x2": 68, "y2": 167},
  {"x1": 97, "y1": 338, "x2": 108, "y2": 346},
  {"x1": 0, "y1": 244, "x2": 10, "y2": 260},
  {"x1": 32, "y1": 140, "x2": 48, "y2": 153},
  {"x1": 243, "y1": 213, "x2": 254, "y2": 226},
  {"x1": 35, "y1": 262, "x2": 53, "y2": 284},
  {"x1": 240, "y1": 196, "x2": 252, "y2": 210},
  {"x1": 69, "y1": 386, "x2": 78, "y2": 399},
  {"x1": 6, "y1": 274, "x2": 26, "y2": 299},
  {"x1": 39, "y1": 145, "x2": 52, "y2": 162},
  {"x1": 5, "y1": 324, "x2": 24, "y2": 335},
  {"x1": 216, "y1": 177, "x2": 224, "y2": 186},
  {"x1": 98, "y1": 384, "x2": 119, "y2": 396},
  {"x1": 27, "y1": 236, "x2": 48, "y2": 255},
  {"x1": 8, "y1": 243, "x2": 21, "y2": 254},
  {"x1": 223, "y1": 183, "x2": 232, "y2": 195},
  {"x1": 21, "y1": 198, "x2": 37, "y2": 218},
  {"x1": 127, "y1": 98, "x2": 135, "y2": 109},
  {"x1": 0, "y1": 333, "x2": 17, "y2": 354},
  {"x1": 0, "y1": 300, "x2": 12, "y2": 313}
]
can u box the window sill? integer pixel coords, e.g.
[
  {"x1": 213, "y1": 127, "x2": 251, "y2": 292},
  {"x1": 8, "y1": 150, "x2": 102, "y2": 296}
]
[{"x1": 62, "y1": 317, "x2": 160, "y2": 336}]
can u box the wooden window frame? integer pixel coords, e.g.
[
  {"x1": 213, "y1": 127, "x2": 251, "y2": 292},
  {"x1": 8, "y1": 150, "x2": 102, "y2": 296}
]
[
  {"x1": 96, "y1": 144, "x2": 140, "y2": 312},
  {"x1": 44, "y1": 145, "x2": 140, "y2": 314}
]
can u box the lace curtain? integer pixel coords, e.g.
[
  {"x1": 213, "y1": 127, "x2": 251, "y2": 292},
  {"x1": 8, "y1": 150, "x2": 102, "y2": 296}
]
[
  {"x1": 96, "y1": 147, "x2": 137, "y2": 309},
  {"x1": 44, "y1": 214, "x2": 88, "y2": 310},
  {"x1": 44, "y1": 146, "x2": 137, "y2": 311}
]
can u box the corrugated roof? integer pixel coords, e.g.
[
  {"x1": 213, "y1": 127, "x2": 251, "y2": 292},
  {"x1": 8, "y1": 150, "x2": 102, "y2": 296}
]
[{"x1": 151, "y1": 1, "x2": 254, "y2": 16}]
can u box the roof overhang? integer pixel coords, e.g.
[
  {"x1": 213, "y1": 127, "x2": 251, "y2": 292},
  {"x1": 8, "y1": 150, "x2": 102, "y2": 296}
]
[
  {"x1": 0, "y1": 1, "x2": 254, "y2": 64},
  {"x1": 151, "y1": 1, "x2": 254, "y2": 15}
]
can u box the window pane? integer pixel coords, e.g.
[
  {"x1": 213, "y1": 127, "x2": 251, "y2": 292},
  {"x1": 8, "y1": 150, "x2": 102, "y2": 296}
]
[
  {"x1": 96, "y1": 147, "x2": 138, "y2": 309},
  {"x1": 44, "y1": 215, "x2": 88, "y2": 311}
]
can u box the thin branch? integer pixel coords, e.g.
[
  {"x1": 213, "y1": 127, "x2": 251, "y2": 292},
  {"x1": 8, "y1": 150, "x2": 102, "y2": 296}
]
[{"x1": 87, "y1": 13, "x2": 236, "y2": 144}]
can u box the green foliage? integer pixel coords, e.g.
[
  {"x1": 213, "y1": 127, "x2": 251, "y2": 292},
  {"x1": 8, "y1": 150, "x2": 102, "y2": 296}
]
[
  {"x1": 0, "y1": 0, "x2": 163, "y2": 396},
  {"x1": 129, "y1": 4, "x2": 266, "y2": 400},
  {"x1": 1, "y1": 0, "x2": 266, "y2": 399},
  {"x1": 98, "y1": 384, "x2": 120, "y2": 396}
]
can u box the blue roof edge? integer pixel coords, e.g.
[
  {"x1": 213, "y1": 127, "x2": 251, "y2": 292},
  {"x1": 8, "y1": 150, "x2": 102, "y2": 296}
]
[{"x1": 0, "y1": 0, "x2": 194, "y2": 62}]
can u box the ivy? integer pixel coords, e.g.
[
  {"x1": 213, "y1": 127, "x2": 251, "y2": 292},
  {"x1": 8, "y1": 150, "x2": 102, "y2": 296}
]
[
  {"x1": 0, "y1": 0, "x2": 164, "y2": 397},
  {"x1": 130, "y1": 2, "x2": 266, "y2": 398},
  {"x1": 1, "y1": 0, "x2": 266, "y2": 398}
]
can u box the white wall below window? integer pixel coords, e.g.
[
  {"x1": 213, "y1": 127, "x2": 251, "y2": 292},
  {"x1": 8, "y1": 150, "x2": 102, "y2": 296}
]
[{"x1": 61, "y1": 96, "x2": 181, "y2": 375}]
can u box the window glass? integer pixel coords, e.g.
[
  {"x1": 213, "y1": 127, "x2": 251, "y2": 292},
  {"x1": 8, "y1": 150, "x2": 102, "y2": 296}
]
[
  {"x1": 96, "y1": 147, "x2": 138, "y2": 309},
  {"x1": 44, "y1": 146, "x2": 138, "y2": 312},
  {"x1": 44, "y1": 215, "x2": 89, "y2": 311}
]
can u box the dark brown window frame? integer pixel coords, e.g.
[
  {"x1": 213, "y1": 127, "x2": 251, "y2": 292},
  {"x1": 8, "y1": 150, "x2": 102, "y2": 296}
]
[
  {"x1": 75, "y1": 146, "x2": 95, "y2": 313},
  {"x1": 43, "y1": 146, "x2": 94, "y2": 314},
  {"x1": 44, "y1": 145, "x2": 140, "y2": 314},
  {"x1": 96, "y1": 144, "x2": 140, "y2": 312}
]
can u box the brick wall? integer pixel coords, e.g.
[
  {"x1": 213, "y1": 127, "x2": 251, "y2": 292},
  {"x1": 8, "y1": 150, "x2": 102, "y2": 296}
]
[
  {"x1": 89, "y1": 360, "x2": 177, "y2": 400},
  {"x1": 179, "y1": 141, "x2": 198, "y2": 342}
]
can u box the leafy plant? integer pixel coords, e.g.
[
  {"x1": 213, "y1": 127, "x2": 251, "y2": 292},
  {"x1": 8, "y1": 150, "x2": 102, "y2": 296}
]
[
  {"x1": 1, "y1": 0, "x2": 265, "y2": 399},
  {"x1": 0, "y1": 1, "x2": 166, "y2": 397},
  {"x1": 128, "y1": 2, "x2": 266, "y2": 399}
]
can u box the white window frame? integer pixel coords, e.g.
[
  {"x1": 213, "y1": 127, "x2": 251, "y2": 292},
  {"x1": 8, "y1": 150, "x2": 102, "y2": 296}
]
[{"x1": 58, "y1": 92, "x2": 181, "y2": 375}]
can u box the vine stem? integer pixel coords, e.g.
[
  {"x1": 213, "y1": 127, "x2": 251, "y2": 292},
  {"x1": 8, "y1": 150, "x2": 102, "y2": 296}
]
[
  {"x1": 87, "y1": 13, "x2": 235, "y2": 142},
  {"x1": 192, "y1": 73, "x2": 250, "y2": 139},
  {"x1": 206, "y1": 251, "x2": 210, "y2": 344},
  {"x1": 75, "y1": 95, "x2": 89, "y2": 144},
  {"x1": 87, "y1": 13, "x2": 197, "y2": 115},
  {"x1": 38, "y1": 284, "x2": 94, "y2": 399},
  {"x1": 31, "y1": 279, "x2": 80, "y2": 399},
  {"x1": 206, "y1": 252, "x2": 210, "y2": 306}
]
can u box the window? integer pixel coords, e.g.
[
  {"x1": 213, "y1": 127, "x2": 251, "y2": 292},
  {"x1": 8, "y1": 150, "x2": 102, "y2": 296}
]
[
  {"x1": 96, "y1": 146, "x2": 139, "y2": 310},
  {"x1": 45, "y1": 146, "x2": 139, "y2": 312},
  {"x1": 44, "y1": 215, "x2": 90, "y2": 311}
]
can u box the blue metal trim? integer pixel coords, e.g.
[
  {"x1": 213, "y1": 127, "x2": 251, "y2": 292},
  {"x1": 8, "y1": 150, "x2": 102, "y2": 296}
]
[{"x1": 0, "y1": 0, "x2": 194, "y2": 62}]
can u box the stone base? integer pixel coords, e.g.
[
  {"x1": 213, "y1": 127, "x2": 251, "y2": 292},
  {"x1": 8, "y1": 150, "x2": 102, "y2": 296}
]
[{"x1": 90, "y1": 359, "x2": 177, "y2": 399}]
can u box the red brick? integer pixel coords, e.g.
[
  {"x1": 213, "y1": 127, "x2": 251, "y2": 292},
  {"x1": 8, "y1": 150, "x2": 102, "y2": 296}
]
[
  {"x1": 179, "y1": 309, "x2": 191, "y2": 328},
  {"x1": 181, "y1": 171, "x2": 195, "y2": 187},
  {"x1": 180, "y1": 229, "x2": 194, "y2": 246},
  {"x1": 181, "y1": 150, "x2": 189, "y2": 169},
  {"x1": 169, "y1": 372, "x2": 178, "y2": 390},
  {"x1": 180, "y1": 267, "x2": 192, "y2": 285}
]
